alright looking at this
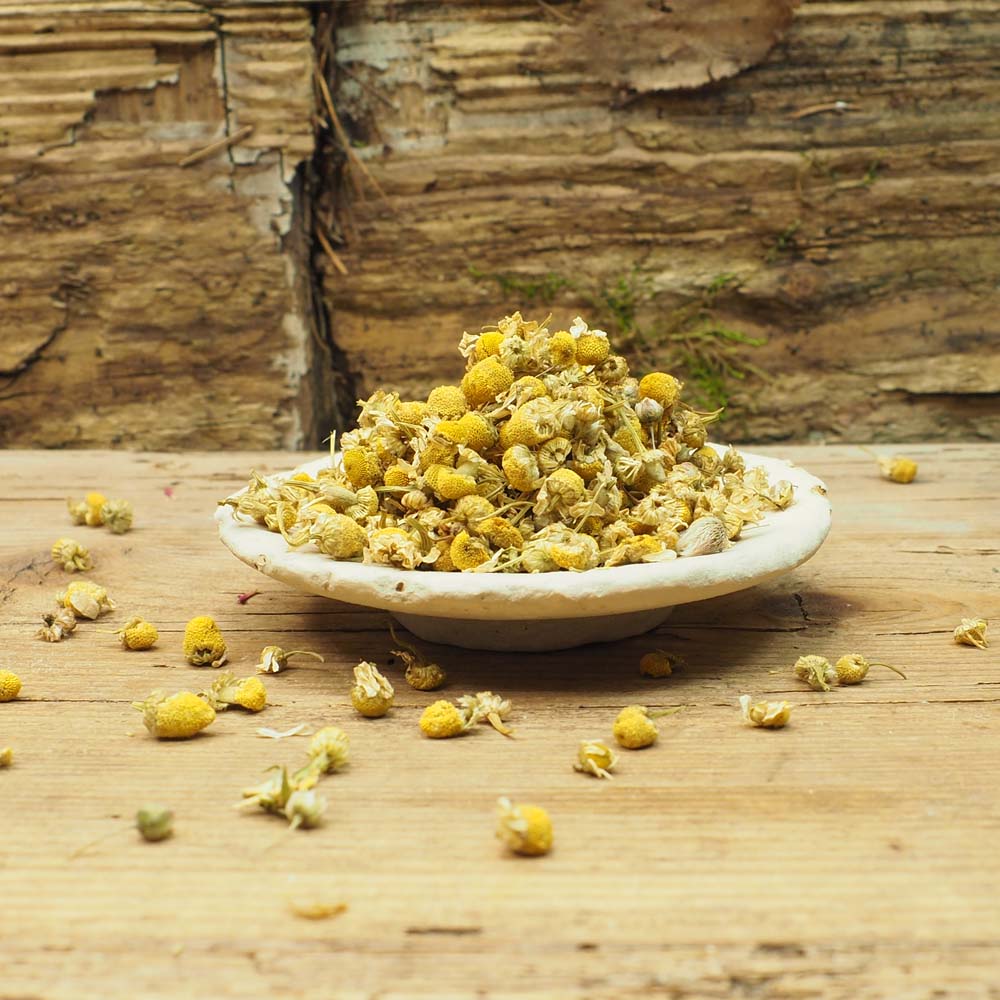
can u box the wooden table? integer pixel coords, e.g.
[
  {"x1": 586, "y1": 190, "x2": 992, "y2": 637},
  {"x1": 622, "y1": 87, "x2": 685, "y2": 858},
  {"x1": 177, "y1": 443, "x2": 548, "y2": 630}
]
[{"x1": 2, "y1": 445, "x2": 997, "y2": 999}]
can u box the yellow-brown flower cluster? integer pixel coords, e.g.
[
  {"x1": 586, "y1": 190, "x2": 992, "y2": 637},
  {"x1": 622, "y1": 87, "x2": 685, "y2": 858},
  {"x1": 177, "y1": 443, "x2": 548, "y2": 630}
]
[{"x1": 223, "y1": 313, "x2": 793, "y2": 573}]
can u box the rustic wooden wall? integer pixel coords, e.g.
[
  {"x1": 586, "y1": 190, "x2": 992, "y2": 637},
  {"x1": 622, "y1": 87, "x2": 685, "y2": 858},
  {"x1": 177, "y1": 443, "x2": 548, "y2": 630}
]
[
  {"x1": 2, "y1": 1, "x2": 997, "y2": 448},
  {"x1": 323, "y1": 0, "x2": 1000, "y2": 443},
  {"x1": 0, "y1": 0, "x2": 331, "y2": 449}
]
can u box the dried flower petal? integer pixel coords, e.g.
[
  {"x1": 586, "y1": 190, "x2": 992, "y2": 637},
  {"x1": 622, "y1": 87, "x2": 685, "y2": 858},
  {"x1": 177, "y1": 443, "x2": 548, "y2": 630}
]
[
  {"x1": 739, "y1": 695, "x2": 792, "y2": 728},
  {"x1": 953, "y1": 618, "x2": 989, "y2": 650},
  {"x1": 794, "y1": 654, "x2": 836, "y2": 692},
  {"x1": 574, "y1": 740, "x2": 618, "y2": 779},
  {"x1": 350, "y1": 661, "x2": 394, "y2": 718}
]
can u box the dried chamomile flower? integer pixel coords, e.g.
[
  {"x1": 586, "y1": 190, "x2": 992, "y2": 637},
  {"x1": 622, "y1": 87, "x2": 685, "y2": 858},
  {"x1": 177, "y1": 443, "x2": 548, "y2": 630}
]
[
  {"x1": 298, "y1": 726, "x2": 351, "y2": 782},
  {"x1": 58, "y1": 580, "x2": 115, "y2": 620},
  {"x1": 132, "y1": 690, "x2": 216, "y2": 739},
  {"x1": 37, "y1": 606, "x2": 77, "y2": 642},
  {"x1": 202, "y1": 672, "x2": 267, "y2": 712},
  {"x1": 496, "y1": 797, "x2": 553, "y2": 857},
  {"x1": 256, "y1": 645, "x2": 325, "y2": 674},
  {"x1": 115, "y1": 617, "x2": 158, "y2": 650},
  {"x1": 0, "y1": 670, "x2": 22, "y2": 702},
  {"x1": 953, "y1": 618, "x2": 989, "y2": 650},
  {"x1": 739, "y1": 695, "x2": 792, "y2": 729},
  {"x1": 638, "y1": 372, "x2": 683, "y2": 410},
  {"x1": 834, "y1": 653, "x2": 907, "y2": 685},
  {"x1": 639, "y1": 649, "x2": 681, "y2": 678},
  {"x1": 0, "y1": 747, "x2": 12, "y2": 767},
  {"x1": 101, "y1": 498, "x2": 134, "y2": 534},
  {"x1": 136, "y1": 805, "x2": 173, "y2": 842},
  {"x1": 390, "y1": 624, "x2": 447, "y2": 691},
  {"x1": 419, "y1": 699, "x2": 473, "y2": 739},
  {"x1": 459, "y1": 691, "x2": 514, "y2": 736},
  {"x1": 794, "y1": 654, "x2": 836, "y2": 692},
  {"x1": 351, "y1": 661, "x2": 394, "y2": 718},
  {"x1": 574, "y1": 740, "x2": 618, "y2": 779},
  {"x1": 67, "y1": 491, "x2": 107, "y2": 527},
  {"x1": 242, "y1": 765, "x2": 293, "y2": 815},
  {"x1": 51, "y1": 538, "x2": 92, "y2": 573},
  {"x1": 612, "y1": 705, "x2": 660, "y2": 749},
  {"x1": 182, "y1": 616, "x2": 228, "y2": 668},
  {"x1": 284, "y1": 789, "x2": 327, "y2": 831},
  {"x1": 677, "y1": 515, "x2": 729, "y2": 557},
  {"x1": 878, "y1": 455, "x2": 918, "y2": 484}
]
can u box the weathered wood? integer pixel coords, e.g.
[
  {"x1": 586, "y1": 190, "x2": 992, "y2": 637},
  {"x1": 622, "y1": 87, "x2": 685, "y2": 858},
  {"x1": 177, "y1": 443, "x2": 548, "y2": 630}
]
[
  {"x1": 0, "y1": 1, "x2": 329, "y2": 449},
  {"x1": 1, "y1": 444, "x2": 998, "y2": 997},
  {"x1": 323, "y1": 0, "x2": 1000, "y2": 442}
]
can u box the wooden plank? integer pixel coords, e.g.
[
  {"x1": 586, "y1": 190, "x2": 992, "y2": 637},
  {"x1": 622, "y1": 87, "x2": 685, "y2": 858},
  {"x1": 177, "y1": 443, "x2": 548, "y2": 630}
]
[{"x1": 0, "y1": 443, "x2": 997, "y2": 997}]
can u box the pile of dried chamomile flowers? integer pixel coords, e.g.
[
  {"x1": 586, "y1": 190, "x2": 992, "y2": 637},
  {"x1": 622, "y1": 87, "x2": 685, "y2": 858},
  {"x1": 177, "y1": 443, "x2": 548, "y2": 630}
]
[
  {"x1": 222, "y1": 312, "x2": 794, "y2": 573},
  {"x1": 67, "y1": 492, "x2": 134, "y2": 533}
]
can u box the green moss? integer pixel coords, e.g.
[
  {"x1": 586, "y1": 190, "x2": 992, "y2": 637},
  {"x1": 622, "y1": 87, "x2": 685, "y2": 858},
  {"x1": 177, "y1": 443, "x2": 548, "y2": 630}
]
[{"x1": 467, "y1": 264, "x2": 570, "y2": 306}]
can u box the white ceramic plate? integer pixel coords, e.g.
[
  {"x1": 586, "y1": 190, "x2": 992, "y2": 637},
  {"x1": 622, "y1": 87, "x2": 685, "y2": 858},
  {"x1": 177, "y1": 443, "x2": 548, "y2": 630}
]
[{"x1": 216, "y1": 447, "x2": 831, "y2": 651}]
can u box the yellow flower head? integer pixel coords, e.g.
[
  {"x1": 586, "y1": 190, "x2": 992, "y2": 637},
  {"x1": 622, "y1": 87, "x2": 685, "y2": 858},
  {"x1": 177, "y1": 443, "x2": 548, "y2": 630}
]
[
  {"x1": 953, "y1": 618, "x2": 989, "y2": 650},
  {"x1": 132, "y1": 690, "x2": 215, "y2": 739},
  {"x1": 502, "y1": 445, "x2": 541, "y2": 493},
  {"x1": 51, "y1": 538, "x2": 93, "y2": 573},
  {"x1": 202, "y1": 672, "x2": 267, "y2": 712},
  {"x1": 639, "y1": 649, "x2": 680, "y2": 678},
  {"x1": 878, "y1": 455, "x2": 918, "y2": 484},
  {"x1": 383, "y1": 464, "x2": 413, "y2": 488},
  {"x1": 612, "y1": 705, "x2": 659, "y2": 749},
  {"x1": 496, "y1": 797, "x2": 553, "y2": 856},
  {"x1": 794, "y1": 654, "x2": 835, "y2": 692},
  {"x1": 351, "y1": 660, "x2": 394, "y2": 718},
  {"x1": 84, "y1": 491, "x2": 107, "y2": 526},
  {"x1": 306, "y1": 726, "x2": 351, "y2": 773},
  {"x1": 461, "y1": 357, "x2": 514, "y2": 409},
  {"x1": 0, "y1": 747, "x2": 13, "y2": 767},
  {"x1": 395, "y1": 400, "x2": 430, "y2": 425},
  {"x1": 342, "y1": 448, "x2": 383, "y2": 489},
  {"x1": 426, "y1": 384, "x2": 468, "y2": 419},
  {"x1": 116, "y1": 617, "x2": 159, "y2": 650},
  {"x1": 0, "y1": 670, "x2": 23, "y2": 702},
  {"x1": 310, "y1": 512, "x2": 367, "y2": 560},
  {"x1": 58, "y1": 580, "x2": 115, "y2": 620},
  {"x1": 424, "y1": 465, "x2": 479, "y2": 501},
  {"x1": 435, "y1": 412, "x2": 496, "y2": 453},
  {"x1": 101, "y1": 498, "x2": 134, "y2": 534},
  {"x1": 419, "y1": 700, "x2": 468, "y2": 739},
  {"x1": 475, "y1": 330, "x2": 505, "y2": 360},
  {"x1": 546, "y1": 331, "x2": 576, "y2": 366},
  {"x1": 834, "y1": 653, "x2": 907, "y2": 685},
  {"x1": 476, "y1": 516, "x2": 523, "y2": 550},
  {"x1": 183, "y1": 616, "x2": 228, "y2": 668},
  {"x1": 575, "y1": 334, "x2": 610, "y2": 366},
  {"x1": 638, "y1": 372, "x2": 683, "y2": 410},
  {"x1": 450, "y1": 530, "x2": 491, "y2": 571}
]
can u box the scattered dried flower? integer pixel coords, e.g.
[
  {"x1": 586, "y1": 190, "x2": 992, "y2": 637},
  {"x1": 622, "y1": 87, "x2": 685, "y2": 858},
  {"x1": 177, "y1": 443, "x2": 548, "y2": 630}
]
[
  {"x1": 58, "y1": 580, "x2": 115, "y2": 620},
  {"x1": 739, "y1": 695, "x2": 792, "y2": 728},
  {"x1": 101, "y1": 498, "x2": 134, "y2": 534},
  {"x1": 182, "y1": 616, "x2": 228, "y2": 668},
  {"x1": 612, "y1": 705, "x2": 661, "y2": 749},
  {"x1": 390, "y1": 624, "x2": 447, "y2": 690},
  {"x1": 953, "y1": 618, "x2": 989, "y2": 650},
  {"x1": 419, "y1": 700, "x2": 473, "y2": 739},
  {"x1": 51, "y1": 538, "x2": 93, "y2": 573},
  {"x1": 37, "y1": 606, "x2": 78, "y2": 642},
  {"x1": 0, "y1": 747, "x2": 12, "y2": 767},
  {"x1": 639, "y1": 649, "x2": 681, "y2": 678},
  {"x1": 284, "y1": 789, "x2": 327, "y2": 831},
  {"x1": 350, "y1": 661, "x2": 394, "y2": 718},
  {"x1": 496, "y1": 797, "x2": 553, "y2": 856},
  {"x1": 0, "y1": 670, "x2": 23, "y2": 702},
  {"x1": 677, "y1": 516, "x2": 729, "y2": 557},
  {"x1": 292, "y1": 726, "x2": 351, "y2": 789},
  {"x1": 458, "y1": 690, "x2": 514, "y2": 736},
  {"x1": 67, "y1": 491, "x2": 107, "y2": 527},
  {"x1": 794, "y1": 654, "x2": 836, "y2": 692},
  {"x1": 131, "y1": 690, "x2": 216, "y2": 739},
  {"x1": 878, "y1": 455, "x2": 918, "y2": 484},
  {"x1": 136, "y1": 805, "x2": 173, "y2": 842},
  {"x1": 574, "y1": 740, "x2": 618, "y2": 779},
  {"x1": 115, "y1": 617, "x2": 158, "y2": 650},
  {"x1": 255, "y1": 645, "x2": 325, "y2": 674},
  {"x1": 202, "y1": 672, "x2": 268, "y2": 712},
  {"x1": 834, "y1": 653, "x2": 907, "y2": 685}
]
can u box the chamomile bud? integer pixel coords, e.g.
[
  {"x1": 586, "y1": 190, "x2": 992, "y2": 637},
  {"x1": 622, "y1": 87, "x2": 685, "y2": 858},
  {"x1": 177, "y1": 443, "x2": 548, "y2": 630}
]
[
  {"x1": 419, "y1": 700, "x2": 470, "y2": 739},
  {"x1": 306, "y1": 726, "x2": 351, "y2": 773},
  {"x1": 115, "y1": 617, "x2": 158, "y2": 650},
  {"x1": 794, "y1": 654, "x2": 836, "y2": 692},
  {"x1": 634, "y1": 396, "x2": 664, "y2": 425},
  {"x1": 834, "y1": 653, "x2": 907, "y2": 685},
  {"x1": 284, "y1": 789, "x2": 327, "y2": 830},
  {"x1": 182, "y1": 615, "x2": 228, "y2": 668},
  {"x1": 58, "y1": 580, "x2": 115, "y2": 620},
  {"x1": 739, "y1": 695, "x2": 792, "y2": 728},
  {"x1": 350, "y1": 661, "x2": 394, "y2": 718},
  {"x1": 612, "y1": 705, "x2": 659, "y2": 749},
  {"x1": 136, "y1": 805, "x2": 174, "y2": 842},
  {"x1": 954, "y1": 618, "x2": 989, "y2": 650},
  {"x1": 0, "y1": 747, "x2": 12, "y2": 767},
  {"x1": 51, "y1": 538, "x2": 93, "y2": 573},
  {"x1": 37, "y1": 607, "x2": 77, "y2": 642},
  {"x1": 458, "y1": 691, "x2": 514, "y2": 736},
  {"x1": 201, "y1": 672, "x2": 268, "y2": 712},
  {"x1": 101, "y1": 498, "x2": 134, "y2": 534},
  {"x1": 0, "y1": 670, "x2": 22, "y2": 702},
  {"x1": 574, "y1": 740, "x2": 618, "y2": 779},
  {"x1": 255, "y1": 645, "x2": 325, "y2": 674},
  {"x1": 390, "y1": 624, "x2": 447, "y2": 691},
  {"x1": 132, "y1": 690, "x2": 216, "y2": 739},
  {"x1": 639, "y1": 649, "x2": 681, "y2": 678},
  {"x1": 878, "y1": 456, "x2": 918, "y2": 484},
  {"x1": 496, "y1": 797, "x2": 553, "y2": 857}
]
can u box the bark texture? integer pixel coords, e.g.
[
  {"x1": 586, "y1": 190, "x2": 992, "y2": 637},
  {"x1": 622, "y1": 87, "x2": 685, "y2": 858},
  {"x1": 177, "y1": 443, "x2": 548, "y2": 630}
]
[
  {"x1": 324, "y1": 0, "x2": 1000, "y2": 443},
  {"x1": 0, "y1": 0, "x2": 329, "y2": 449}
]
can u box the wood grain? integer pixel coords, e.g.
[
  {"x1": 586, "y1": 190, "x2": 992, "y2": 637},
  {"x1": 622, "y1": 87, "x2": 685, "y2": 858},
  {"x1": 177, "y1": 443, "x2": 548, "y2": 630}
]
[{"x1": 0, "y1": 444, "x2": 998, "y2": 998}]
